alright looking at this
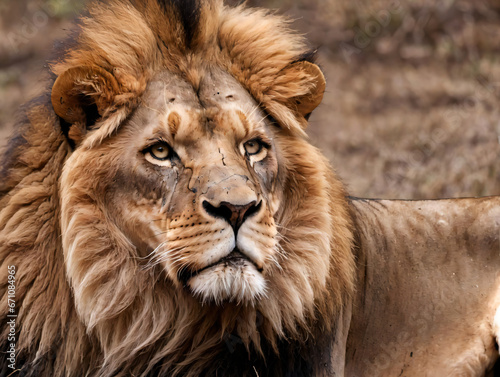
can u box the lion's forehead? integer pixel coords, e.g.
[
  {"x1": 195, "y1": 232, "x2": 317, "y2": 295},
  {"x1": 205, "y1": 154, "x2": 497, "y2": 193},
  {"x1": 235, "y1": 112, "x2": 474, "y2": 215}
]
[{"x1": 140, "y1": 69, "x2": 266, "y2": 141}]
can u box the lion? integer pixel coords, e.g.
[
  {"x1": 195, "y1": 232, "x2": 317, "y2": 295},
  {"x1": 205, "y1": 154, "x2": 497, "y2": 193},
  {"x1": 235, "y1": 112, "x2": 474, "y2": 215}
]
[{"x1": 0, "y1": 0, "x2": 499, "y2": 376}]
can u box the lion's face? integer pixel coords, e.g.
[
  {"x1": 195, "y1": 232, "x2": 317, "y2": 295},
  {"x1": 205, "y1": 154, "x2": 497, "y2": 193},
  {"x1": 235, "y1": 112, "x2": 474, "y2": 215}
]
[{"x1": 62, "y1": 69, "x2": 283, "y2": 305}]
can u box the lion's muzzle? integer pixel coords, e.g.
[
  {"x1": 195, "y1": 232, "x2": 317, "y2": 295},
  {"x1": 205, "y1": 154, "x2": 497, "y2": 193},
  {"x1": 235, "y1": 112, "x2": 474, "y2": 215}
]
[{"x1": 173, "y1": 173, "x2": 271, "y2": 303}]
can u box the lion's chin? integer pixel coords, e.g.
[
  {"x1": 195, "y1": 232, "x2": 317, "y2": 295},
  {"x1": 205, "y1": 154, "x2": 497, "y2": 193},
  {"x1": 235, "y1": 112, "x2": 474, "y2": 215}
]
[{"x1": 187, "y1": 259, "x2": 267, "y2": 305}]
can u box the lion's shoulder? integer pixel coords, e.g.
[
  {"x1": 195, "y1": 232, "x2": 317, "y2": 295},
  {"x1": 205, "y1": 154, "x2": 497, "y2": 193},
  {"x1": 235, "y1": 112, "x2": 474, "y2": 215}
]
[
  {"x1": 347, "y1": 196, "x2": 500, "y2": 376},
  {"x1": 351, "y1": 196, "x2": 500, "y2": 238}
]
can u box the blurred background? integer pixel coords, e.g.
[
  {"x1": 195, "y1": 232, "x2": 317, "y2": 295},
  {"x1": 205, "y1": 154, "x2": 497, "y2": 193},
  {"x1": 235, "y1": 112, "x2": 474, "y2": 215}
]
[{"x1": 1, "y1": 0, "x2": 500, "y2": 199}]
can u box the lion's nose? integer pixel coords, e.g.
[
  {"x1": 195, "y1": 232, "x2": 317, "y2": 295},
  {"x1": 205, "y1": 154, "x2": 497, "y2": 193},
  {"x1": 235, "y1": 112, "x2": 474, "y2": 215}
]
[{"x1": 202, "y1": 200, "x2": 261, "y2": 231}]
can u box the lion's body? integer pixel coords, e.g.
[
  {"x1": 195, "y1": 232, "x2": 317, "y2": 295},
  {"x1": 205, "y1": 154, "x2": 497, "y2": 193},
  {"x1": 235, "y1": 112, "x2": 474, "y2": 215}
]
[
  {"x1": 0, "y1": 0, "x2": 499, "y2": 376},
  {"x1": 346, "y1": 198, "x2": 500, "y2": 376}
]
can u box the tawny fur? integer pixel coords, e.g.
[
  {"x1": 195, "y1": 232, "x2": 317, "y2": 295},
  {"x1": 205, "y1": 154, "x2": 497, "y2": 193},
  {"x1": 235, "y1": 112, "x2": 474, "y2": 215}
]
[{"x1": 0, "y1": 1, "x2": 355, "y2": 376}]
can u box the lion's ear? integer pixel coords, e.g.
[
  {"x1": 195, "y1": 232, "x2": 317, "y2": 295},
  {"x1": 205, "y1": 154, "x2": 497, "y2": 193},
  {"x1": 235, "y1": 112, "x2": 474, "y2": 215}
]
[
  {"x1": 287, "y1": 61, "x2": 326, "y2": 120},
  {"x1": 51, "y1": 66, "x2": 120, "y2": 145}
]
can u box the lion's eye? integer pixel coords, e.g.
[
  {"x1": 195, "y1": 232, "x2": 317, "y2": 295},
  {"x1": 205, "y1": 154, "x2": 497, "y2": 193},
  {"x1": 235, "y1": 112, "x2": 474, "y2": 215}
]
[
  {"x1": 244, "y1": 139, "x2": 262, "y2": 155},
  {"x1": 148, "y1": 142, "x2": 171, "y2": 160},
  {"x1": 242, "y1": 138, "x2": 269, "y2": 165}
]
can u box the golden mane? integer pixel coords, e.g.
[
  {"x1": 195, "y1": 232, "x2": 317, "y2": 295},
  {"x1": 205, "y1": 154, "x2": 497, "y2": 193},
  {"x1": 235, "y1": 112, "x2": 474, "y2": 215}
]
[
  {"x1": 0, "y1": 1, "x2": 355, "y2": 376},
  {"x1": 53, "y1": 0, "x2": 323, "y2": 138}
]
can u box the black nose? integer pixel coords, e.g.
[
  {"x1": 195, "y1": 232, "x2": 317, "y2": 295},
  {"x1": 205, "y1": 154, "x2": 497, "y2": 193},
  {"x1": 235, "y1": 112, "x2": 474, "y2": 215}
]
[{"x1": 203, "y1": 200, "x2": 261, "y2": 231}]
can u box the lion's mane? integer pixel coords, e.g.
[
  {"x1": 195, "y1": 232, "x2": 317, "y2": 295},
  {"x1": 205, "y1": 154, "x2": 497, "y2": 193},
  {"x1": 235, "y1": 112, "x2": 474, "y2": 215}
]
[{"x1": 0, "y1": 1, "x2": 355, "y2": 376}]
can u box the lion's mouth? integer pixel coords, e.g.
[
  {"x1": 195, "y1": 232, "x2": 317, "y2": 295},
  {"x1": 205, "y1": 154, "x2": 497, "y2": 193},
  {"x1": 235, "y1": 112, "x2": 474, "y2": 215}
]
[{"x1": 178, "y1": 249, "x2": 262, "y2": 286}]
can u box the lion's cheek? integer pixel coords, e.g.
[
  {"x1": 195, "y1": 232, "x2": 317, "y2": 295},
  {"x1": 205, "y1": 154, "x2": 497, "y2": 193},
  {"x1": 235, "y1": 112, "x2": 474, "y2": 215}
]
[
  {"x1": 162, "y1": 226, "x2": 235, "y2": 282},
  {"x1": 109, "y1": 198, "x2": 168, "y2": 257},
  {"x1": 236, "y1": 227, "x2": 276, "y2": 270},
  {"x1": 236, "y1": 208, "x2": 278, "y2": 269}
]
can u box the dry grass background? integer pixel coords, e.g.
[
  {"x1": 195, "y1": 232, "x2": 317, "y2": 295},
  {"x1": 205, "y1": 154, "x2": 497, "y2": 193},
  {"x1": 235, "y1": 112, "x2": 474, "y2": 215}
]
[{"x1": 1, "y1": 0, "x2": 500, "y2": 199}]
